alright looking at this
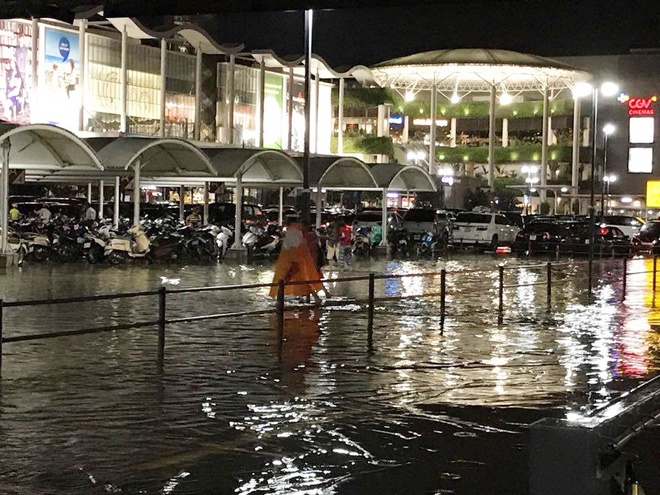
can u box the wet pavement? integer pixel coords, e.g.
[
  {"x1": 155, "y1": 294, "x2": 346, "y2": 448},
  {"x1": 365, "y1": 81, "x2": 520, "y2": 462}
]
[{"x1": 0, "y1": 254, "x2": 659, "y2": 494}]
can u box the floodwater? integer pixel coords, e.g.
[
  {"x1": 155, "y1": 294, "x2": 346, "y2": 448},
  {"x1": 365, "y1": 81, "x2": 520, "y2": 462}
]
[{"x1": 0, "y1": 254, "x2": 659, "y2": 494}]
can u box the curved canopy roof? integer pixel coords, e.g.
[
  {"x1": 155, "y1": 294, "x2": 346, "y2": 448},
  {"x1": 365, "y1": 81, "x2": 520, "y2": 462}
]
[
  {"x1": 293, "y1": 155, "x2": 378, "y2": 190},
  {"x1": 369, "y1": 164, "x2": 437, "y2": 191},
  {"x1": 204, "y1": 147, "x2": 302, "y2": 185},
  {"x1": 369, "y1": 48, "x2": 590, "y2": 93},
  {"x1": 93, "y1": 137, "x2": 216, "y2": 177},
  {"x1": 0, "y1": 123, "x2": 103, "y2": 172}
]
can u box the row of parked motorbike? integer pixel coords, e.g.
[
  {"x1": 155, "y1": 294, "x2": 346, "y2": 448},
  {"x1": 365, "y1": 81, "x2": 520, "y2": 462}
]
[{"x1": 6, "y1": 215, "x2": 287, "y2": 265}]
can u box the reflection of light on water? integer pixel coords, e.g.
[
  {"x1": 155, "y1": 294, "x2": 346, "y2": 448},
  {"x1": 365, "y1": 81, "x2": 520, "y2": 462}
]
[
  {"x1": 162, "y1": 471, "x2": 190, "y2": 494},
  {"x1": 515, "y1": 269, "x2": 538, "y2": 310}
]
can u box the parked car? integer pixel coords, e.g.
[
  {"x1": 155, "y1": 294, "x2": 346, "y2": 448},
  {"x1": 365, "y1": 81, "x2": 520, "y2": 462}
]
[
  {"x1": 601, "y1": 215, "x2": 645, "y2": 239},
  {"x1": 206, "y1": 202, "x2": 264, "y2": 227},
  {"x1": 400, "y1": 208, "x2": 450, "y2": 243},
  {"x1": 565, "y1": 224, "x2": 633, "y2": 256},
  {"x1": 451, "y1": 211, "x2": 520, "y2": 249},
  {"x1": 633, "y1": 220, "x2": 660, "y2": 254},
  {"x1": 354, "y1": 208, "x2": 403, "y2": 231},
  {"x1": 512, "y1": 220, "x2": 574, "y2": 254}
]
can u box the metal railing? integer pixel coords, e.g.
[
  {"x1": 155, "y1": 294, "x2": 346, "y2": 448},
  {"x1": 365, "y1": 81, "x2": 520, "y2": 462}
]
[{"x1": 0, "y1": 256, "x2": 658, "y2": 378}]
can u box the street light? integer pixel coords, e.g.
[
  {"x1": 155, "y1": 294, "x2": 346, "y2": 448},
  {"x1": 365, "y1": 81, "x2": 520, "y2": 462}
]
[
  {"x1": 600, "y1": 123, "x2": 616, "y2": 218},
  {"x1": 602, "y1": 174, "x2": 617, "y2": 214},
  {"x1": 522, "y1": 165, "x2": 539, "y2": 214},
  {"x1": 572, "y1": 81, "x2": 619, "y2": 298}
]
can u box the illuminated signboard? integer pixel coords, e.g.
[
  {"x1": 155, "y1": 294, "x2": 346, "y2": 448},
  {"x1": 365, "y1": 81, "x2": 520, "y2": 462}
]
[
  {"x1": 646, "y1": 181, "x2": 660, "y2": 208},
  {"x1": 619, "y1": 93, "x2": 658, "y2": 116}
]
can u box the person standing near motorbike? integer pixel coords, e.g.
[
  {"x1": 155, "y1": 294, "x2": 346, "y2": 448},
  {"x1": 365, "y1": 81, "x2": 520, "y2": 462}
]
[
  {"x1": 337, "y1": 217, "x2": 353, "y2": 268},
  {"x1": 186, "y1": 207, "x2": 202, "y2": 228},
  {"x1": 324, "y1": 217, "x2": 341, "y2": 266}
]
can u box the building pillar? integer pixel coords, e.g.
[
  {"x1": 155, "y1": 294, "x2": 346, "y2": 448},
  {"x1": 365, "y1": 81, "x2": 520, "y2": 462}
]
[
  {"x1": 113, "y1": 176, "x2": 120, "y2": 228},
  {"x1": 429, "y1": 82, "x2": 437, "y2": 175},
  {"x1": 337, "y1": 76, "x2": 344, "y2": 154},
  {"x1": 287, "y1": 67, "x2": 294, "y2": 150},
  {"x1": 226, "y1": 54, "x2": 235, "y2": 144},
  {"x1": 120, "y1": 26, "x2": 127, "y2": 134},
  {"x1": 571, "y1": 97, "x2": 581, "y2": 206},
  {"x1": 314, "y1": 68, "x2": 320, "y2": 153},
  {"x1": 31, "y1": 19, "x2": 38, "y2": 102},
  {"x1": 78, "y1": 19, "x2": 87, "y2": 132},
  {"x1": 0, "y1": 141, "x2": 9, "y2": 254},
  {"x1": 87, "y1": 182, "x2": 92, "y2": 202},
  {"x1": 231, "y1": 176, "x2": 243, "y2": 250},
  {"x1": 540, "y1": 85, "x2": 550, "y2": 204},
  {"x1": 98, "y1": 180, "x2": 104, "y2": 219},
  {"x1": 377, "y1": 104, "x2": 385, "y2": 137},
  {"x1": 502, "y1": 118, "x2": 509, "y2": 147},
  {"x1": 487, "y1": 84, "x2": 496, "y2": 188},
  {"x1": 132, "y1": 162, "x2": 141, "y2": 226},
  {"x1": 194, "y1": 43, "x2": 202, "y2": 141},
  {"x1": 257, "y1": 59, "x2": 265, "y2": 147},
  {"x1": 315, "y1": 188, "x2": 322, "y2": 229},
  {"x1": 450, "y1": 117, "x2": 457, "y2": 147},
  {"x1": 402, "y1": 115, "x2": 409, "y2": 143},
  {"x1": 380, "y1": 187, "x2": 388, "y2": 247}
]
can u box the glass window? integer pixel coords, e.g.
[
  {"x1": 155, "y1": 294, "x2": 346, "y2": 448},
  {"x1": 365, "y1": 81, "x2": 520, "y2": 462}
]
[
  {"x1": 403, "y1": 209, "x2": 436, "y2": 222},
  {"x1": 628, "y1": 147, "x2": 653, "y2": 173},
  {"x1": 629, "y1": 117, "x2": 654, "y2": 144},
  {"x1": 455, "y1": 213, "x2": 492, "y2": 224},
  {"x1": 495, "y1": 215, "x2": 510, "y2": 225}
]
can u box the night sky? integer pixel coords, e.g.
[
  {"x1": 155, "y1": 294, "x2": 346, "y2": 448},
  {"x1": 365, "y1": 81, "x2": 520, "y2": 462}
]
[{"x1": 187, "y1": 0, "x2": 660, "y2": 68}]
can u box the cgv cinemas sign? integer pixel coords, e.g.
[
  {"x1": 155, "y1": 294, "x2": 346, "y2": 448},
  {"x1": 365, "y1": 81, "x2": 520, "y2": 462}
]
[{"x1": 627, "y1": 96, "x2": 657, "y2": 116}]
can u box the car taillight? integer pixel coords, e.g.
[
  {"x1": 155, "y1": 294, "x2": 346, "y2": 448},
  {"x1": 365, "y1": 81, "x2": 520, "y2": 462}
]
[
  {"x1": 543, "y1": 232, "x2": 554, "y2": 240},
  {"x1": 599, "y1": 227, "x2": 608, "y2": 236},
  {"x1": 633, "y1": 237, "x2": 641, "y2": 246}
]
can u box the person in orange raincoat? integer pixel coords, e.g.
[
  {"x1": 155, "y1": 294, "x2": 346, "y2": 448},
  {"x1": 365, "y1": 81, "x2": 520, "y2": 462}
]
[{"x1": 269, "y1": 221, "x2": 324, "y2": 302}]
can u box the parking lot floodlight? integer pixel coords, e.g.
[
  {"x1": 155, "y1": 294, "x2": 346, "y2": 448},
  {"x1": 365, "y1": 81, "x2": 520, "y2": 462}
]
[
  {"x1": 573, "y1": 82, "x2": 593, "y2": 99},
  {"x1": 600, "y1": 82, "x2": 619, "y2": 97},
  {"x1": 404, "y1": 91, "x2": 415, "y2": 102},
  {"x1": 603, "y1": 123, "x2": 616, "y2": 136}
]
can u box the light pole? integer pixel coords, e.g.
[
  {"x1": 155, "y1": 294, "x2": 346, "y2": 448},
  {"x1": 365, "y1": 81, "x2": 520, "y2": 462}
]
[
  {"x1": 522, "y1": 165, "x2": 538, "y2": 214},
  {"x1": 573, "y1": 81, "x2": 619, "y2": 298},
  {"x1": 602, "y1": 174, "x2": 617, "y2": 215},
  {"x1": 600, "y1": 123, "x2": 616, "y2": 219}
]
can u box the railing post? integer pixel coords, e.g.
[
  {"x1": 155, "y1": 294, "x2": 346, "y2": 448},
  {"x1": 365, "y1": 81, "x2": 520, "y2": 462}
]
[
  {"x1": 546, "y1": 262, "x2": 552, "y2": 308},
  {"x1": 440, "y1": 269, "x2": 446, "y2": 333},
  {"x1": 367, "y1": 273, "x2": 375, "y2": 330},
  {"x1": 367, "y1": 273, "x2": 375, "y2": 347},
  {"x1": 498, "y1": 264, "x2": 504, "y2": 324},
  {"x1": 622, "y1": 257, "x2": 627, "y2": 302},
  {"x1": 158, "y1": 287, "x2": 166, "y2": 361},
  {"x1": 276, "y1": 279, "x2": 285, "y2": 343},
  {"x1": 0, "y1": 299, "x2": 3, "y2": 378}
]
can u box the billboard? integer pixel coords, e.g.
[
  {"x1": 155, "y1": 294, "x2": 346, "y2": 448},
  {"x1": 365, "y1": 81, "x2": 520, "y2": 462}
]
[
  {"x1": 263, "y1": 72, "x2": 283, "y2": 149},
  {"x1": 39, "y1": 26, "x2": 80, "y2": 129},
  {"x1": 0, "y1": 20, "x2": 32, "y2": 125},
  {"x1": 646, "y1": 181, "x2": 660, "y2": 208}
]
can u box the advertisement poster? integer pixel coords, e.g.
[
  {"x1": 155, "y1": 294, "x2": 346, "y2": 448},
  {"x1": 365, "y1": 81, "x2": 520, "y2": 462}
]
[
  {"x1": 0, "y1": 20, "x2": 32, "y2": 125},
  {"x1": 41, "y1": 27, "x2": 79, "y2": 129},
  {"x1": 263, "y1": 73, "x2": 283, "y2": 149}
]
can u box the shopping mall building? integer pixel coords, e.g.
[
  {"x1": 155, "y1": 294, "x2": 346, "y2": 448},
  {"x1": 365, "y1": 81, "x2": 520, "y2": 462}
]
[{"x1": 0, "y1": 14, "x2": 658, "y2": 215}]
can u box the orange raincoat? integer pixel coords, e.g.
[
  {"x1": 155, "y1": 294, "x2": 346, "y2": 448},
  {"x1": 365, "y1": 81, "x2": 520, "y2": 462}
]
[{"x1": 269, "y1": 222, "x2": 324, "y2": 298}]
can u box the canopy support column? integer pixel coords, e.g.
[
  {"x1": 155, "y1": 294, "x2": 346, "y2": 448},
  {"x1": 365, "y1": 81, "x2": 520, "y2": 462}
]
[
  {"x1": 314, "y1": 67, "x2": 320, "y2": 153},
  {"x1": 0, "y1": 141, "x2": 10, "y2": 254},
  {"x1": 78, "y1": 18, "x2": 87, "y2": 132},
  {"x1": 179, "y1": 185, "x2": 185, "y2": 222},
  {"x1": 338, "y1": 77, "x2": 344, "y2": 154},
  {"x1": 571, "y1": 97, "x2": 581, "y2": 212},
  {"x1": 132, "y1": 161, "x2": 141, "y2": 226},
  {"x1": 120, "y1": 26, "x2": 127, "y2": 134},
  {"x1": 380, "y1": 188, "x2": 388, "y2": 248},
  {"x1": 278, "y1": 186, "x2": 284, "y2": 226},
  {"x1": 487, "y1": 84, "x2": 496, "y2": 189},
  {"x1": 315, "y1": 188, "x2": 322, "y2": 229},
  {"x1": 203, "y1": 181, "x2": 209, "y2": 225},
  {"x1": 429, "y1": 81, "x2": 437, "y2": 175},
  {"x1": 540, "y1": 85, "x2": 550, "y2": 205},
  {"x1": 31, "y1": 19, "x2": 38, "y2": 95},
  {"x1": 87, "y1": 183, "x2": 92, "y2": 202},
  {"x1": 98, "y1": 180, "x2": 104, "y2": 219},
  {"x1": 287, "y1": 67, "x2": 294, "y2": 150},
  {"x1": 300, "y1": 9, "x2": 313, "y2": 224},
  {"x1": 113, "y1": 176, "x2": 120, "y2": 229},
  {"x1": 159, "y1": 38, "x2": 167, "y2": 138},
  {"x1": 194, "y1": 42, "x2": 202, "y2": 141},
  {"x1": 231, "y1": 176, "x2": 244, "y2": 250},
  {"x1": 257, "y1": 59, "x2": 265, "y2": 147}
]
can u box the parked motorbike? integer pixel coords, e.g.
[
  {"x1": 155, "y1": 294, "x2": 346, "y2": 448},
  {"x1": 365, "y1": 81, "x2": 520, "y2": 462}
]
[
  {"x1": 242, "y1": 225, "x2": 281, "y2": 261},
  {"x1": 389, "y1": 228, "x2": 410, "y2": 257},
  {"x1": 353, "y1": 226, "x2": 372, "y2": 257},
  {"x1": 104, "y1": 224, "x2": 151, "y2": 264},
  {"x1": 417, "y1": 231, "x2": 438, "y2": 257}
]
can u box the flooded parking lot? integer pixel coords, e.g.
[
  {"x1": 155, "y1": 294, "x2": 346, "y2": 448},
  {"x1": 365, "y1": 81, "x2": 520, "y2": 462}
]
[{"x1": 0, "y1": 254, "x2": 659, "y2": 494}]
